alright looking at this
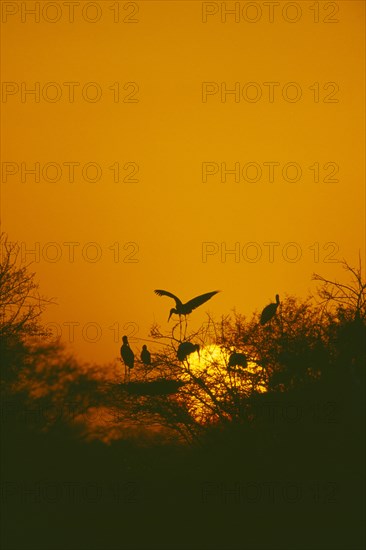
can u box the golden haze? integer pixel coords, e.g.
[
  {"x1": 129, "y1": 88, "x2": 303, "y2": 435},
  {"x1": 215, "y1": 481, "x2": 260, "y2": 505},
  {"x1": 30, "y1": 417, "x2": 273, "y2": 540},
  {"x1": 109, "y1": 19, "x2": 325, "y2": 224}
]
[{"x1": 1, "y1": 1, "x2": 365, "y2": 363}]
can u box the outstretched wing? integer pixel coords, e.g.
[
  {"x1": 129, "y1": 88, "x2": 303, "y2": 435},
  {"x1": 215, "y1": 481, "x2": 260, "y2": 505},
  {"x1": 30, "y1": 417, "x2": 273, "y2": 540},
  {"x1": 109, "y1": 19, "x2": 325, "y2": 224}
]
[
  {"x1": 154, "y1": 289, "x2": 182, "y2": 307},
  {"x1": 185, "y1": 290, "x2": 219, "y2": 311}
]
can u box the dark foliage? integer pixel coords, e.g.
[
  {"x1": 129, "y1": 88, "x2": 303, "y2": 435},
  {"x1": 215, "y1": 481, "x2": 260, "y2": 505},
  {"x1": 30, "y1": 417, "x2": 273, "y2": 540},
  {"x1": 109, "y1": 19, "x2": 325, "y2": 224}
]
[{"x1": 1, "y1": 239, "x2": 364, "y2": 550}]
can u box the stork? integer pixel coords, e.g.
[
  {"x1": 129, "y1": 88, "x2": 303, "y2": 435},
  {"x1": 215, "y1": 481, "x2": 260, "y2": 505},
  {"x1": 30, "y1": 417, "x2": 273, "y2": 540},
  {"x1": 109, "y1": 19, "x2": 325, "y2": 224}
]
[
  {"x1": 228, "y1": 352, "x2": 248, "y2": 370},
  {"x1": 227, "y1": 351, "x2": 247, "y2": 385},
  {"x1": 260, "y1": 294, "x2": 280, "y2": 325},
  {"x1": 154, "y1": 289, "x2": 219, "y2": 321},
  {"x1": 177, "y1": 341, "x2": 200, "y2": 363},
  {"x1": 140, "y1": 344, "x2": 151, "y2": 366},
  {"x1": 120, "y1": 335, "x2": 134, "y2": 382}
]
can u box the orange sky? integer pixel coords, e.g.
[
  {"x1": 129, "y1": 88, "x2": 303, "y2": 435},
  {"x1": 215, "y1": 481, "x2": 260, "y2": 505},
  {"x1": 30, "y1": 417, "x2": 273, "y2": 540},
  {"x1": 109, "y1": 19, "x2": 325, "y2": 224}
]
[{"x1": 1, "y1": 0, "x2": 365, "y2": 364}]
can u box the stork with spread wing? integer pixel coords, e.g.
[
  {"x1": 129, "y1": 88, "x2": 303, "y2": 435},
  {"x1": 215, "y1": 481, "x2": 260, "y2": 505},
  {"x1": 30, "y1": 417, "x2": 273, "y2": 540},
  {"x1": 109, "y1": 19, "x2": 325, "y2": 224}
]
[{"x1": 154, "y1": 289, "x2": 219, "y2": 321}]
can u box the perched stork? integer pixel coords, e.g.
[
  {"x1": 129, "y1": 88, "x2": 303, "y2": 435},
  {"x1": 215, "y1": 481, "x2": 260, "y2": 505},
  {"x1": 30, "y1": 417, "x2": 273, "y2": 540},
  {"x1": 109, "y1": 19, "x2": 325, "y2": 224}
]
[
  {"x1": 154, "y1": 289, "x2": 219, "y2": 321},
  {"x1": 260, "y1": 294, "x2": 280, "y2": 325},
  {"x1": 140, "y1": 344, "x2": 151, "y2": 366},
  {"x1": 228, "y1": 352, "x2": 248, "y2": 370},
  {"x1": 120, "y1": 335, "x2": 134, "y2": 382},
  {"x1": 177, "y1": 341, "x2": 200, "y2": 362}
]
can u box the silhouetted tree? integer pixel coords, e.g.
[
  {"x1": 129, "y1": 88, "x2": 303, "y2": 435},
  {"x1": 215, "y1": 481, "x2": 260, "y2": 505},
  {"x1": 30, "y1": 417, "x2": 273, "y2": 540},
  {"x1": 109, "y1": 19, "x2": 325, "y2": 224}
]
[
  {"x1": 128, "y1": 262, "x2": 365, "y2": 442},
  {"x1": 0, "y1": 234, "x2": 54, "y2": 338},
  {"x1": 0, "y1": 233, "x2": 55, "y2": 384},
  {"x1": 313, "y1": 258, "x2": 366, "y2": 382}
]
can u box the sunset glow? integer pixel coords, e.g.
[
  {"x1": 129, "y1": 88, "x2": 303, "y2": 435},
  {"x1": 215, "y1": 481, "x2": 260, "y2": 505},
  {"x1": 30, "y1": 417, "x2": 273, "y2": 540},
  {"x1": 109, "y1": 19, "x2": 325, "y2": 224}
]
[
  {"x1": 2, "y1": 4, "x2": 365, "y2": 549},
  {"x1": 2, "y1": 1, "x2": 365, "y2": 364}
]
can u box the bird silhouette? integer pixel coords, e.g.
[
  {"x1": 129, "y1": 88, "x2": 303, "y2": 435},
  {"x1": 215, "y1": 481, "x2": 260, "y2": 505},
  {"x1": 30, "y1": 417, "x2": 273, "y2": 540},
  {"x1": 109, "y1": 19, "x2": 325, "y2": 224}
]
[
  {"x1": 154, "y1": 289, "x2": 219, "y2": 321},
  {"x1": 140, "y1": 344, "x2": 151, "y2": 366},
  {"x1": 177, "y1": 341, "x2": 200, "y2": 362},
  {"x1": 228, "y1": 352, "x2": 248, "y2": 370},
  {"x1": 120, "y1": 335, "x2": 134, "y2": 382},
  {"x1": 260, "y1": 294, "x2": 280, "y2": 325}
]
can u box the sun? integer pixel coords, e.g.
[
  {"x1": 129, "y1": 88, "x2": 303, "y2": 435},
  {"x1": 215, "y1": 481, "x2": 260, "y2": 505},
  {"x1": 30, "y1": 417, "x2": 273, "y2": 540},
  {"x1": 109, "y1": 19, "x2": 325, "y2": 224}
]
[{"x1": 183, "y1": 344, "x2": 267, "y2": 394}]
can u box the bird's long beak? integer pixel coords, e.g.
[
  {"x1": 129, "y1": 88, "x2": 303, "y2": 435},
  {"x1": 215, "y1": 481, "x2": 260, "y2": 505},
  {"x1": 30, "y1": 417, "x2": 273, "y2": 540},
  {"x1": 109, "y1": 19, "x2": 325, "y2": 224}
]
[{"x1": 168, "y1": 312, "x2": 172, "y2": 322}]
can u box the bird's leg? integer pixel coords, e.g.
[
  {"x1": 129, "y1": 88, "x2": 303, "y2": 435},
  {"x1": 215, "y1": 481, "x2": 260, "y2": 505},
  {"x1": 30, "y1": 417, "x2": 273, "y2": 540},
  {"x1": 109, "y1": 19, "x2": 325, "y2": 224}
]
[
  {"x1": 185, "y1": 358, "x2": 191, "y2": 375},
  {"x1": 229, "y1": 368, "x2": 236, "y2": 390},
  {"x1": 183, "y1": 316, "x2": 188, "y2": 340},
  {"x1": 278, "y1": 308, "x2": 284, "y2": 339},
  {"x1": 229, "y1": 368, "x2": 234, "y2": 388},
  {"x1": 179, "y1": 315, "x2": 182, "y2": 341}
]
